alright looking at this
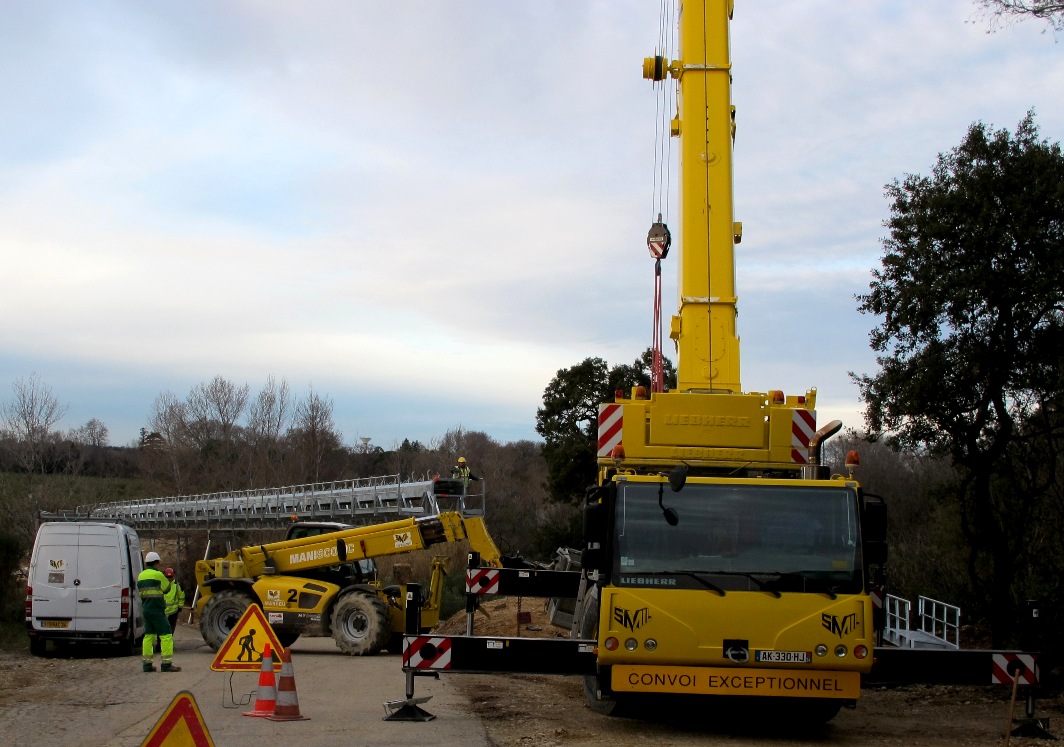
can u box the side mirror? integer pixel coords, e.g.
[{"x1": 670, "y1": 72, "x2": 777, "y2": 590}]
[
  {"x1": 583, "y1": 487, "x2": 610, "y2": 573},
  {"x1": 583, "y1": 488, "x2": 608, "y2": 546},
  {"x1": 336, "y1": 539, "x2": 348, "y2": 563},
  {"x1": 862, "y1": 494, "x2": 887, "y2": 544},
  {"x1": 865, "y1": 541, "x2": 888, "y2": 566},
  {"x1": 668, "y1": 463, "x2": 689, "y2": 493},
  {"x1": 581, "y1": 548, "x2": 603, "y2": 572}
]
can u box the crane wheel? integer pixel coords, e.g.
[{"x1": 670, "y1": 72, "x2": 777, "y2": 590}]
[
  {"x1": 200, "y1": 589, "x2": 256, "y2": 651},
  {"x1": 580, "y1": 589, "x2": 620, "y2": 716},
  {"x1": 331, "y1": 591, "x2": 390, "y2": 655}
]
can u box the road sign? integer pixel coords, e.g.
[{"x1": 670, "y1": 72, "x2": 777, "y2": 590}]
[
  {"x1": 140, "y1": 690, "x2": 215, "y2": 747},
  {"x1": 210, "y1": 604, "x2": 285, "y2": 672}
]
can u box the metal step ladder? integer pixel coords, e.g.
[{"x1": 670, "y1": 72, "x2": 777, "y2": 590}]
[{"x1": 883, "y1": 594, "x2": 961, "y2": 649}]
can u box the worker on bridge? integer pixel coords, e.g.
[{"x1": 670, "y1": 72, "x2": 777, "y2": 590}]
[{"x1": 451, "y1": 456, "x2": 481, "y2": 488}]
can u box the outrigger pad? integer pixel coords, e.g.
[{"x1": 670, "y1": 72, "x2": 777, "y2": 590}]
[
  {"x1": 383, "y1": 696, "x2": 436, "y2": 722},
  {"x1": 1010, "y1": 718, "x2": 1057, "y2": 741}
]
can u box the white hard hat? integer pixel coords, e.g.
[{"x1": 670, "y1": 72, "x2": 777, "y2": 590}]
[{"x1": 145, "y1": 551, "x2": 161, "y2": 564}]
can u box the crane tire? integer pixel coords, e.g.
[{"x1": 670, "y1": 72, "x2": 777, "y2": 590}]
[
  {"x1": 331, "y1": 591, "x2": 390, "y2": 655},
  {"x1": 200, "y1": 589, "x2": 256, "y2": 651},
  {"x1": 580, "y1": 589, "x2": 620, "y2": 715}
]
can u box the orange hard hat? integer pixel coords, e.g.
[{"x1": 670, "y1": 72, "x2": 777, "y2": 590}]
[{"x1": 164, "y1": 567, "x2": 175, "y2": 578}]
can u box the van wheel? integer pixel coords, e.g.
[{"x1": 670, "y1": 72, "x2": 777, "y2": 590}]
[
  {"x1": 117, "y1": 627, "x2": 135, "y2": 656},
  {"x1": 580, "y1": 589, "x2": 618, "y2": 715},
  {"x1": 331, "y1": 591, "x2": 390, "y2": 655},
  {"x1": 29, "y1": 637, "x2": 46, "y2": 656},
  {"x1": 200, "y1": 589, "x2": 256, "y2": 651}
]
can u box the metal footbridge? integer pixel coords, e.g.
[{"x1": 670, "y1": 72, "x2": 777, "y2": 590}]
[{"x1": 65, "y1": 475, "x2": 481, "y2": 532}]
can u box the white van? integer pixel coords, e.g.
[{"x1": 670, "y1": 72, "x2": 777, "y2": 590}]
[{"x1": 25, "y1": 521, "x2": 145, "y2": 655}]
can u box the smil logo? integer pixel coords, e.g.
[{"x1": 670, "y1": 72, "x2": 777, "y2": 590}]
[
  {"x1": 613, "y1": 606, "x2": 652, "y2": 631},
  {"x1": 822, "y1": 612, "x2": 858, "y2": 638}
]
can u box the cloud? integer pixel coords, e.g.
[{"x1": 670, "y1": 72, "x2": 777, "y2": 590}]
[{"x1": 0, "y1": 0, "x2": 1062, "y2": 449}]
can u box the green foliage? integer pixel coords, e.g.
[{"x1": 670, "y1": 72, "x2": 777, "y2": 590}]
[
  {"x1": 854, "y1": 112, "x2": 1064, "y2": 643},
  {"x1": 438, "y1": 561, "x2": 469, "y2": 621},
  {"x1": 535, "y1": 349, "x2": 676, "y2": 505},
  {"x1": 856, "y1": 112, "x2": 1064, "y2": 454},
  {"x1": 0, "y1": 530, "x2": 28, "y2": 625},
  {"x1": 528, "y1": 503, "x2": 583, "y2": 560}
]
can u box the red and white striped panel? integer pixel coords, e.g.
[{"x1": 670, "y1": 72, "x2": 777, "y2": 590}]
[
  {"x1": 598, "y1": 404, "x2": 622, "y2": 458},
  {"x1": 869, "y1": 586, "x2": 884, "y2": 610},
  {"x1": 465, "y1": 568, "x2": 500, "y2": 595},
  {"x1": 403, "y1": 636, "x2": 453, "y2": 669},
  {"x1": 791, "y1": 410, "x2": 816, "y2": 464},
  {"x1": 991, "y1": 653, "x2": 1038, "y2": 685}
]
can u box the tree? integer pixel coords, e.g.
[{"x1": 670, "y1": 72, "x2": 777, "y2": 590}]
[
  {"x1": 1, "y1": 373, "x2": 68, "y2": 473},
  {"x1": 147, "y1": 391, "x2": 191, "y2": 492},
  {"x1": 245, "y1": 375, "x2": 291, "y2": 485},
  {"x1": 853, "y1": 112, "x2": 1064, "y2": 643},
  {"x1": 973, "y1": 0, "x2": 1064, "y2": 31},
  {"x1": 185, "y1": 375, "x2": 249, "y2": 451},
  {"x1": 288, "y1": 387, "x2": 342, "y2": 483},
  {"x1": 68, "y1": 418, "x2": 109, "y2": 448},
  {"x1": 535, "y1": 349, "x2": 676, "y2": 505}
]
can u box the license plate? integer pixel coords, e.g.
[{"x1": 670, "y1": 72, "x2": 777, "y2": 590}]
[
  {"x1": 755, "y1": 650, "x2": 811, "y2": 663},
  {"x1": 41, "y1": 620, "x2": 70, "y2": 629}
]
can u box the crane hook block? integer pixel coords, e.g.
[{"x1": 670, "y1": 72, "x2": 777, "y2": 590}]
[{"x1": 647, "y1": 220, "x2": 671, "y2": 260}]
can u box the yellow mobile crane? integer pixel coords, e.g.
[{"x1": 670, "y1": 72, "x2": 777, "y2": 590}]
[
  {"x1": 196, "y1": 510, "x2": 503, "y2": 655},
  {"x1": 575, "y1": 0, "x2": 887, "y2": 721}
]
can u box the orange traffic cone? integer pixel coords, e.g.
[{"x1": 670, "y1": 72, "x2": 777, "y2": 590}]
[
  {"x1": 266, "y1": 647, "x2": 309, "y2": 721},
  {"x1": 243, "y1": 643, "x2": 276, "y2": 718}
]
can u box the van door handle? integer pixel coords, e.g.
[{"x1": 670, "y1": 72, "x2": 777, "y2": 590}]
[{"x1": 78, "y1": 598, "x2": 92, "y2": 603}]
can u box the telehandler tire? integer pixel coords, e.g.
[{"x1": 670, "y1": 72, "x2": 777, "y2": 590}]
[
  {"x1": 200, "y1": 589, "x2": 256, "y2": 651},
  {"x1": 332, "y1": 591, "x2": 390, "y2": 655},
  {"x1": 275, "y1": 630, "x2": 301, "y2": 648}
]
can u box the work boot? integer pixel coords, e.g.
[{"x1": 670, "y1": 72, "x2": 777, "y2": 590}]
[
  {"x1": 161, "y1": 664, "x2": 182, "y2": 673},
  {"x1": 143, "y1": 664, "x2": 156, "y2": 673}
]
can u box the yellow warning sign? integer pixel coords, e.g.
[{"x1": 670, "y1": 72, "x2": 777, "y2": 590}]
[
  {"x1": 210, "y1": 604, "x2": 285, "y2": 672},
  {"x1": 140, "y1": 690, "x2": 215, "y2": 747}
]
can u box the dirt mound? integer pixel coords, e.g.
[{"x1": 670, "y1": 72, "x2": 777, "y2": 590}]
[{"x1": 434, "y1": 596, "x2": 571, "y2": 638}]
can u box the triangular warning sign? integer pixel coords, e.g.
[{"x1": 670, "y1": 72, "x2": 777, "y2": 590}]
[
  {"x1": 140, "y1": 690, "x2": 215, "y2": 747},
  {"x1": 210, "y1": 604, "x2": 286, "y2": 672}
]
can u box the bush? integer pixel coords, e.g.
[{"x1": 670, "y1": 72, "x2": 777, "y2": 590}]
[{"x1": 0, "y1": 530, "x2": 28, "y2": 625}]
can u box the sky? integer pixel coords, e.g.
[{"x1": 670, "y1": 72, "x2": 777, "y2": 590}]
[{"x1": 1, "y1": 1, "x2": 1062, "y2": 450}]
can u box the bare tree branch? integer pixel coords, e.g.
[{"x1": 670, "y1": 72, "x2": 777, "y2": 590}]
[
  {"x1": 1, "y1": 373, "x2": 68, "y2": 473},
  {"x1": 973, "y1": 0, "x2": 1064, "y2": 32}
]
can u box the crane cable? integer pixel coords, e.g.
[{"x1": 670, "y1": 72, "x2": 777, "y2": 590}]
[
  {"x1": 649, "y1": 0, "x2": 677, "y2": 393},
  {"x1": 651, "y1": 0, "x2": 675, "y2": 225}
]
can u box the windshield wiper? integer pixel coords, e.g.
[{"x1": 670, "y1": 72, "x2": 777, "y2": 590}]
[
  {"x1": 761, "y1": 571, "x2": 842, "y2": 599},
  {"x1": 716, "y1": 571, "x2": 781, "y2": 598},
  {"x1": 670, "y1": 570, "x2": 726, "y2": 596}
]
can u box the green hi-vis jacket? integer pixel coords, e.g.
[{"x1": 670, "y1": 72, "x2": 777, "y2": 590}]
[
  {"x1": 137, "y1": 567, "x2": 171, "y2": 613},
  {"x1": 164, "y1": 581, "x2": 186, "y2": 616}
]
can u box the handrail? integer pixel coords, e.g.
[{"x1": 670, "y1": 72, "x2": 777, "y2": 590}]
[{"x1": 65, "y1": 474, "x2": 485, "y2": 531}]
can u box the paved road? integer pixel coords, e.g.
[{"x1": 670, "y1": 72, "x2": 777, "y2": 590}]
[{"x1": 6, "y1": 624, "x2": 488, "y2": 747}]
